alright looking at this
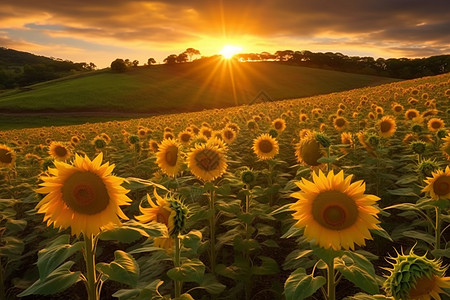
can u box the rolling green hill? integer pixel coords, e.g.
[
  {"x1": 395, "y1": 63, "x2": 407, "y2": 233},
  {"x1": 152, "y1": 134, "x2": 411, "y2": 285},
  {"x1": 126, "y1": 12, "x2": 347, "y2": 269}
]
[{"x1": 0, "y1": 59, "x2": 399, "y2": 129}]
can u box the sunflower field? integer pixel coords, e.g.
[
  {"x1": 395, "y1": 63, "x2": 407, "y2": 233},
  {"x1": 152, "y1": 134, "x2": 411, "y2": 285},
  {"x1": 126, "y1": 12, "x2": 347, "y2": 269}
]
[{"x1": 0, "y1": 73, "x2": 449, "y2": 300}]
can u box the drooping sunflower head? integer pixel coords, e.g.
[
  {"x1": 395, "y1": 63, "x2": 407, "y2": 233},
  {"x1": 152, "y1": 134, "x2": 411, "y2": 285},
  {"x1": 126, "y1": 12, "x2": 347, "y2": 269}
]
[
  {"x1": 156, "y1": 139, "x2": 183, "y2": 177},
  {"x1": 35, "y1": 153, "x2": 131, "y2": 237},
  {"x1": 340, "y1": 132, "x2": 354, "y2": 154},
  {"x1": 291, "y1": 170, "x2": 380, "y2": 250},
  {"x1": 136, "y1": 188, "x2": 189, "y2": 237},
  {"x1": 405, "y1": 109, "x2": 420, "y2": 121},
  {"x1": 0, "y1": 144, "x2": 16, "y2": 168},
  {"x1": 295, "y1": 132, "x2": 325, "y2": 167},
  {"x1": 252, "y1": 133, "x2": 279, "y2": 160},
  {"x1": 377, "y1": 116, "x2": 397, "y2": 138},
  {"x1": 416, "y1": 158, "x2": 439, "y2": 180},
  {"x1": 441, "y1": 133, "x2": 450, "y2": 160},
  {"x1": 427, "y1": 118, "x2": 445, "y2": 132},
  {"x1": 272, "y1": 118, "x2": 286, "y2": 133},
  {"x1": 383, "y1": 248, "x2": 450, "y2": 300},
  {"x1": 422, "y1": 166, "x2": 450, "y2": 200},
  {"x1": 187, "y1": 143, "x2": 227, "y2": 182},
  {"x1": 48, "y1": 141, "x2": 72, "y2": 161}
]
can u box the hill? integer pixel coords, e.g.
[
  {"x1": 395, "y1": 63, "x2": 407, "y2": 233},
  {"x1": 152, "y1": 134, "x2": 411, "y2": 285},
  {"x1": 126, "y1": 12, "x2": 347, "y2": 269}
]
[
  {"x1": 0, "y1": 59, "x2": 399, "y2": 129},
  {"x1": 0, "y1": 47, "x2": 95, "y2": 89}
]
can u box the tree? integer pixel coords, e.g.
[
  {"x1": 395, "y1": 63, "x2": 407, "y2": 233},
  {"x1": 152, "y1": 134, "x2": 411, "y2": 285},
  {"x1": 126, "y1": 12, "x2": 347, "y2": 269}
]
[
  {"x1": 184, "y1": 48, "x2": 201, "y2": 62},
  {"x1": 132, "y1": 60, "x2": 139, "y2": 67},
  {"x1": 147, "y1": 58, "x2": 156, "y2": 66},
  {"x1": 176, "y1": 53, "x2": 188, "y2": 63},
  {"x1": 110, "y1": 58, "x2": 127, "y2": 72},
  {"x1": 163, "y1": 54, "x2": 178, "y2": 65}
]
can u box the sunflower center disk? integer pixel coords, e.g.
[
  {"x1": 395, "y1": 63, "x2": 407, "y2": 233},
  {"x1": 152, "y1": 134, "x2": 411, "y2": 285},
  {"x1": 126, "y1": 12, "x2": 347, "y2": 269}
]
[
  {"x1": 312, "y1": 190, "x2": 358, "y2": 230},
  {"x1": 195, "y1": 149, "x2": 219, "y2": 171},
  {"x1": 433, "y1": 176, "x2": 450, "y2": 196},
  {"x1": 259, "y1": 140, "x2": 273, "y2": 153},
  {"x1": 62, "y1": 171, "x2": 109, "y2": 215},
  {"x1": 165, "y1": 146, "x2": 178, "y2": 166},
  {"x1": 0, "y1": 149, "x2": 12, "y2": 163},
  {"x1": 55, "y1": 146, "x2": 68, "y2": 157},
  {"x1": 224, "y1": 130, "x2": 234, "y2": 139},
  {"x1": 380, "y1": 121, "x2": 392, "y2": 133}
]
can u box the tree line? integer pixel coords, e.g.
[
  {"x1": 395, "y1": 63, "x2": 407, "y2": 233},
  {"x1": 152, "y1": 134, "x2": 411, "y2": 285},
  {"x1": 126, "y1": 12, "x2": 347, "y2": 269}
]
[{"x1": 0, "y1": 47, "x2": 96, "y2": 89}]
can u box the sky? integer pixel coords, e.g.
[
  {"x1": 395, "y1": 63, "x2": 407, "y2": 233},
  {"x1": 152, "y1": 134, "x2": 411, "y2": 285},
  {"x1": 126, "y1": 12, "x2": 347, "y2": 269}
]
[{"x1": 1, "y1": 0, "x2": 450, "y2": 68}]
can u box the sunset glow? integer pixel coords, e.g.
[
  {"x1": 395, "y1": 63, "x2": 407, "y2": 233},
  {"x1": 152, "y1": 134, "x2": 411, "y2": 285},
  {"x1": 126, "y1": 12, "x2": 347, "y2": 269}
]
[{"x1": 219, "y1": 45, "x2": 243, "y2": 59}]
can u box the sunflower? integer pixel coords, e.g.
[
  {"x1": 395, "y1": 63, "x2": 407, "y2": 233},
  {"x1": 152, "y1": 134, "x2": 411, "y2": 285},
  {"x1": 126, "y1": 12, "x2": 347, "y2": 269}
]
[
  {"x1": 0, "y1": 144, "x2": 16, "y2": 168},
  {"x1": 441, "y1": 134, "x2": 450, "y2": 160},
  {"x1": 357, "y1": 132, "x2": 377, "y2": 157},
  {"x1": 164, "y1": 132, "x2": 175, "y2": 140},
  {"x1": 35, "y1": 153, "x2": 131, "y2": 236},
  {"x1": 187, "y1": 143, "x2": 227, "y2": 182},
  {"x1": 427, "y1": 118, "x2": 445, "y2": 132},
  {"x1": 207, "y1": 136, "x2": 228, "y2": 153},
  {"x1": 299, "y1": 113, "x2": 309, "y2": 123},
  {"x1": 291, "y1": 170, "x2": 380, "y2": 250},
  {"x1": 149, "y1": 139, "x2": 159, "y2": 152},
  {"x1": 252, "y1": 133, "x2": 279, "y2": 160},
  {"x1": 383, "y1": 248, "x2": 450, "y2": 300},
  {"x1": 422, "y1": 166, "x2": 450, "y2": 200},
  {"x1": 221, "y1": 128, "x2": 237, "y2": 144},
  {"x1": 340, "y1": 132, "x2": 354, "y2": 154},
  {"x1": 178, "y1": 130, "x2": 193, "y2": 145},
  {"x1": 333, "y1": 117, "x2": 348, "y2": 131},
  {"x1": 405, "y1": 109, "x2": 420, "y2": 121},
  {"x1": 392, "y1": 103, "x2": 404, "y2": 114},
  {"x1": 48, "y1": 141, "x2": 72, "y2": 161},
  {"x1": 295, "y1": 132, "x2": 324, "y2": 167},
  {"x1": 156, "y1": 139, "x2": 183, "y2": 177},
  {"x1": 136, "y1": 188, "x2": 175, "y2": 234},
  {"x1": 272, "y1": 118, "x2": 286, "y2": 133},
  {"x1": 199, "y1": 126, "x2": 212, "y2": 139},
  {"x1": 377, "y1": 116, "x2": 397, "y2": 138}
]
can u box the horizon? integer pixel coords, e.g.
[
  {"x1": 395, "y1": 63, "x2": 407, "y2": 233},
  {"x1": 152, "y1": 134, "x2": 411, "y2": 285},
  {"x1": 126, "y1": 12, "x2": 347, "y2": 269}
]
[{"x1": 1, "y1": 0, "x2": 450, "y2": 68}]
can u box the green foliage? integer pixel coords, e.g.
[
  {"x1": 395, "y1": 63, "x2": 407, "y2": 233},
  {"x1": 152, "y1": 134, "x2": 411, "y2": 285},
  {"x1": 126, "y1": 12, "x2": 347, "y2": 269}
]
[
  {"x1": 284, "y1": 267, "x2": 326, "y2": 300},
  {"x1": 96, "y1": 250, "x2": 140, "y2": 287}
]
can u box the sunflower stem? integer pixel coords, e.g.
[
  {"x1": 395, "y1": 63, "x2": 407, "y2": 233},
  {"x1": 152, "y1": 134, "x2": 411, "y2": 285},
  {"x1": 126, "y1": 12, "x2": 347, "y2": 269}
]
[
  {"x1": 0, "y1": 259, "x2": 6, "y2": 300},
  {"x1": 174, "y1": 234, "x2": 182, "y2": 298},
  {"x1": 435, "y1": 206, "x2": 441, "y2": 254},
  {"x1": 84, "y1": 234, "x2": 98, "y2": 300},
  {"x1": 208, "y1": 189, "x2": 216, "y2": 274},
  {"x1": 326, "y1": 257, "x2": 336, "y2": 300}
]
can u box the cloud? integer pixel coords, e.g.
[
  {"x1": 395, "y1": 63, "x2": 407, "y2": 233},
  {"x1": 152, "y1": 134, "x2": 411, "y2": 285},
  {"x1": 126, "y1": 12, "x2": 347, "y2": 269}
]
[{"x1": 0, "y1": 0, "x2": 449, "y2": 66}]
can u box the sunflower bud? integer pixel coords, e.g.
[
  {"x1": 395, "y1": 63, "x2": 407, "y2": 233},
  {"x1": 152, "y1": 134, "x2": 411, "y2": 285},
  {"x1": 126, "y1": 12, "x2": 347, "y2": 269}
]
[
  {"x1": 367, "y1": 134, "x2": 379, "y2": 148},
  {"x1": 411, "y1": 124, "x2": 423, "y2": 133},
  {"x1": 128, "y1": 135, "x2": 140, "y2": 145},
  {"x1": 268, "y1": 129, "x2": 278, "y2": 138},
  {"x1": 383, "y1": 248, "x2": 450, "y2": 300},
  {"x1": 437, "y1": 129, "x2": 447, "y2": 139},
  {"x1": 168, "y1": 196, "x2": 189, "y2": 237},
  {"x1": 411, "y1": 141, "x2": 426, "y2": 155},
  {"x1": 416, "y1": 159, "x2": 439, "y2": 179},
  {"x1": 314, "y1": 133, "x2": 331, "y2": 148},
  {"x1": 241, "y1": 169, "x2": 256, "y2": 185},
  {"x1": 94, "y1": 138, "x2": 106, "y2": 149}
]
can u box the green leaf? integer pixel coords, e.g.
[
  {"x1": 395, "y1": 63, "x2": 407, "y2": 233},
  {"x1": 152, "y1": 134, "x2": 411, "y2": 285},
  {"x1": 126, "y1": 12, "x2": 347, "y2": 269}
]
[
  {"x1": 175, "y1": 293, "x2": 195, "y2": 300},
  {"x1": 255, "y1": 223, "x2": 276, "y2": 237},
  {"x1": 99, "y1": 220, "x2": 164, "y2": 243},
  {"x1": 402, "y1": 230, "x2": 435, "y2": 245},
  {"x1": 344, "y1": 293, "x2": 393, "y2": 300},
  {"x1": 284, "y1": 268, "x2": 326, "y2": 300},
  {"x1": 252, "y1": 256, "x2": 279, "y2": 275},
  {"x1": 384, "y1": 203, "x2": 417, "y2": 211},
  {"x1": 233, "y1": 236, "x2": 260, "y2": 252},
  {"x1": 432, "y1": 248, "x2": 450, "y2": 258},
  {"x1": 37, "y1": 236, "x2": 83, "y2": 280},
  {"x1": 96, "y1": 250, "x2": 140, "y2": 287},
  {"x1": 182, "y1": 230, "x2": 202, "y2": 254},
  {"x1": 197, "y1": 274, "x2": 226, "y2": 295},
  {"x1": 0, "y1": 236, "x2": 24, "y2": 258},
  {"x1": 371, "y1": 227, "x2": 393, "y2": 242},
  {"x1": 17, "y1": 261, "x2": 81, "y2": 296},
  {"x1": 386, "y1": 188, "x2": 419, "y2": 197},
  {"x1": 337, "y1": 252, "x2": 379, "y2": 294},
  {"x1": 317, "y1": 156, "x2": 338, "y2": 164},
  {"x1": 123, "y1": 177, "x2": 168, "y2": 192},
  {"x1": 167, "y1": 258, "x2": 205, "y2": 283},
  {"x1": 5, "y1": 218, "x2": 27, "y2": 233},
  {"x1": 312, "y1": 246, "x2": 342, "y2": 265},
  {"x1": 395, "y1": 174, "x2": 418, "y2": 185},
  {"x1": 271, "y1": 203, "x2": 295, "y2": 215},
  {"x1": 281, "y1": 225, "x2": 304, "y2": 239}
]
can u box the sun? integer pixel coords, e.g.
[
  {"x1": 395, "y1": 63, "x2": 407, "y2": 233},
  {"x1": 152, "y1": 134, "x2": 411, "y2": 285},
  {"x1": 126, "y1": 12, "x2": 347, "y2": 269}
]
[{"x1": 219, "y1": 45, "x2": 242, "y2": 59}]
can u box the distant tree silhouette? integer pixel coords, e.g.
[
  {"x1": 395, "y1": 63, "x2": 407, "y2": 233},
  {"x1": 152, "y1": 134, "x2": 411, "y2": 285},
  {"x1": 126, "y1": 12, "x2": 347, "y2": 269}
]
[
  {"x1": 132, "y1": 60, "x2": 139, "y2": 67},
  {"x1": 163, "y1": 54, "x2": 178, "y2": 64},
  {"x1": 176, "y1": 53, "x2": 188, "y2": 63},
  {"x1": 147, "y1": 58, "x2": 156, "y2": 65},
  {"x1": 184, "y1": 48, "x2": 201, "y2": 61},
  {"x1": 110, "y1": 58, "x2": 127, "y2": 72}
]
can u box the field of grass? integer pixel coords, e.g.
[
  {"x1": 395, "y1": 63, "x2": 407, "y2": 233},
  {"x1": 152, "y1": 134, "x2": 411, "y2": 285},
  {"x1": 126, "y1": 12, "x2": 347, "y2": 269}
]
[
  {"x1": 0, "y1": 72, "x2": 449, "y2": 299},
  {"x1": 0, "y1": 60, "x2": 398, "y2": 129}
]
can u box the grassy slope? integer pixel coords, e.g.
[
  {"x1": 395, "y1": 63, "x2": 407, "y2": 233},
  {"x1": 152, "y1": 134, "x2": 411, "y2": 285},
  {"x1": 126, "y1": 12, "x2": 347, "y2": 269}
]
[{"x1": 0, "y1": 60, "x2": 397, "y2": 112}]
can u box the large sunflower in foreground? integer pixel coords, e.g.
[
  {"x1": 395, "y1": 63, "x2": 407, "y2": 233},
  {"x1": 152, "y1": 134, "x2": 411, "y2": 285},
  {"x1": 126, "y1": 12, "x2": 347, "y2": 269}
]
[
  {"x1": 252, "y1": 133, "x2": 279, "y2": 160},
  {"x1": 156, "y1": 139, "x2": 183, "y2": 177},
  {"x1": 0, "y1": 144, "x2": 16, "y2": 168},
  {"x1": 422, "y1": 166, "x2": 450, "y2": 200},
  {"x1": 291, "y1": 170, "x2": 381, "y2": 250},
  {"x1": 383, "y1": 248, "x2": 450, "y2": 300},
  {"x1": 187, "y1": 143, "x2": 227, "y2": 182},
  {"x1": 36, "y1": 153, "x2": 131, "y2": 236}
]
